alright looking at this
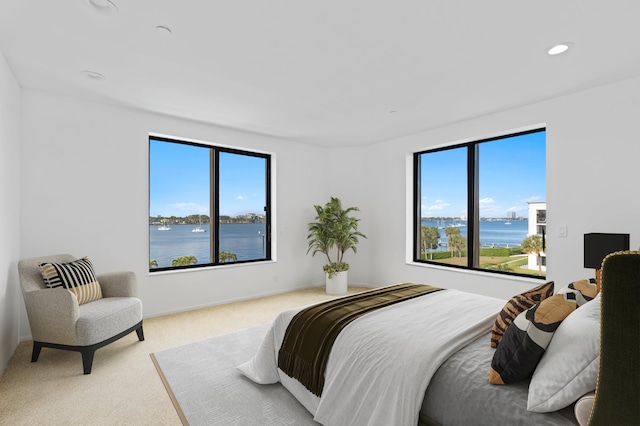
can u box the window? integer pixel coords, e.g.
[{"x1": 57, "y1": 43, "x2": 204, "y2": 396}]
[
  {"x1": 149, "y1": 136, "x2": 271, "y2": 271},
  {"x1": 414, "y1": 128, "x2": 546, "y2": 278}
]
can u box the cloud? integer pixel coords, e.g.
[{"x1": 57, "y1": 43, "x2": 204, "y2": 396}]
[
  {"x1": 429, "y1": 201, "x2": 450, "y2": 210},
  {"x1": 422, "y1": 200, "x2": 451, "y2": 215},
  {"x1": 479, "y1": 197, "x2": 494, "y2": 204},
  {"x1": 236, "y1": 195, "x2": 246, "y2": 200}
]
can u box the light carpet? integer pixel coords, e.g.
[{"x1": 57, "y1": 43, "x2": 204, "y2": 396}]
[{"x1": 151, "y1": 324, "x2": 320, "y2": 426}]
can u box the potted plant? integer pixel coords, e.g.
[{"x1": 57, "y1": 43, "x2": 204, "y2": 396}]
[{"x1": 307, "y1": 197, "x2": 367, "y2": 294}]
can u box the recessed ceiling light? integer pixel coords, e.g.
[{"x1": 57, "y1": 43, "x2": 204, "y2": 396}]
[
  {"x1": 547, "y1": 42, "x2": 573, "y2": 56},
  {"x1": 155, "y1": 25, "x2": 173, "y2": 36},
  {"x1": 80, "y1": 70, "x2": 106, "y2": 81},
  {"x1": 85, "y1": 0, "x2": 118, "y2": 16}
]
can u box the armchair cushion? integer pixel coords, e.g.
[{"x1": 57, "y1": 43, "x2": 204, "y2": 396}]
[
  {"x1": 39, "y1": 257, "x2": 103, "y2": 304},
  {"x1": 76, "y1": 297, "x2": 143, "y2": 346}
]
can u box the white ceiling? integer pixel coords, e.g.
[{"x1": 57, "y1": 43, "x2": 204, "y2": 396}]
[{"x1": 1, "y1": 0, "x2": 639, "y2": 147}]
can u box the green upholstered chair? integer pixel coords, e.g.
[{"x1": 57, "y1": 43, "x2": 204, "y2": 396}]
[
  {"x1": 588, "y1": 251, "x2": 639, "y2": 425},
  {"x1": 18, "y1": 254, "x2": 144, "y2": 374}
]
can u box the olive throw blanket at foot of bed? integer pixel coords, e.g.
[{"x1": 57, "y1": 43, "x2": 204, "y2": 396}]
[{"x1": 277, "y1": 283, "x2": 443, "y2": 396}]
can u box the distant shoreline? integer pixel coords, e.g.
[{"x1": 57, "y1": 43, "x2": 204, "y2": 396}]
[
  {"x1": 420, "y1": 218, "x2": 527, "y2": 222},
  {"x1": 150, "y1": 220, "x2": 265, "y2": 226},
  {"x1": 421, "y1": 219, "x2": 528, "y2": 249}
]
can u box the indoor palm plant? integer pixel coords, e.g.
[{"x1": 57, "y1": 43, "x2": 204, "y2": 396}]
[{"x1": 307, "y1": 197, "x2": 366, "y2": 294}]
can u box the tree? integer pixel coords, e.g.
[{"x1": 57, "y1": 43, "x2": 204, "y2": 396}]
[
  {"x1": 449, "y1": 233, "x2": 466, "y2": 263},
  {"x1": 171, "y1": 256, "x2": 198, "y2": 267},
  {"x1": 521, "y1": 234, "x2": 544, "y2": 275},
  {"x1": 445, "y1": 226, "x2": 461, "y2": 256},
  {"x1": 421, "y1": 226, "x2": 440, "y2": 260},
  {"x1": 149, "y1": 260, "x2": 158, "y2": 269},
  {"x1": 219, "y1": 251, "x2": 238, "y2": 263}
]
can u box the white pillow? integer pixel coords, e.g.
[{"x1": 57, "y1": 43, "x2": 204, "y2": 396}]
[{"x1": 527, "y1": 294, "x2": 600, "y2": 413}]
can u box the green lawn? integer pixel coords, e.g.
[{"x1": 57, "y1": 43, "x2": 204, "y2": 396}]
[{"x1": 433, "y1": 254, "x2": 545, "y2": 278}]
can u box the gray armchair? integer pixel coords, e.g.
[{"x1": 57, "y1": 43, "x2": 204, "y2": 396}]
[{"x1": 18, "y1": 254, "x2": 144, "y2": 374}]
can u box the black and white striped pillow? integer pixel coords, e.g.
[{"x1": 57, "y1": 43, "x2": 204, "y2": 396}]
[{"x1": 39, "y1": 257, "x2": 103, "y2": 304}]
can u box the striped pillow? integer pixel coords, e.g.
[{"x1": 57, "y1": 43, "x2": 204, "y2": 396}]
[
  {"x1": 490, "y1": 281, "x2": 554, "y2": 348},
  {"x1": 39, "y1": 257, "x2": 103, "y2": 305}
]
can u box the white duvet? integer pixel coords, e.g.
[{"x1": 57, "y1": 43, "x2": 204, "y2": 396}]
[{"x1": 237, "y1": 288, "x2": 503, "y2": 426}]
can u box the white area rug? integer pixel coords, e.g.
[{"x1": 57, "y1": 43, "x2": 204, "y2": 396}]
[{"x1": 151, "y1": 324, "x2": 319, "y2": 426}]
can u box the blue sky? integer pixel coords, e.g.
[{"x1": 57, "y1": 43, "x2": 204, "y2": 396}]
[
  {"x1": 420, "y1": 130, "x2": 546, "y2": 218},
  {"x1": 149, "y1": 140, "x2": 266, "y2": 218}
]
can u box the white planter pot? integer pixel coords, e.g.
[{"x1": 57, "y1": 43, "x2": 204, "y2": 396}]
[{"x1": 326, "y1": 271, "x2": 348, "y2": 295}]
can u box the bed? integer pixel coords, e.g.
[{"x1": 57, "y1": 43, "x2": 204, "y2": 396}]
[{"x1": 237, "y1": 253, "x2": 639, "y2": 426}]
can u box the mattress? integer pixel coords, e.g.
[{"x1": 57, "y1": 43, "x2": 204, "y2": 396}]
[{"x1": 421, "y1": 333, "x2": 578, "y2": 426}]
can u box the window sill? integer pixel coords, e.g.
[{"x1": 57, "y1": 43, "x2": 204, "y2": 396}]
[
  {"x1": 406, "y1": 260, "x2": 546, "y2": 283},
  {"x1": 148, "y1": 259, "x2": 276, "y2": 276}
]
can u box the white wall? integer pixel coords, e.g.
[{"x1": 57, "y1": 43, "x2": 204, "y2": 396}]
[
  {"x1": 342, "y1": 76, "x2": 640, "y2": 300},
  {"x1": 18, "y1": 90, "x2": 329, "y2": 339},
  {"x1": 313, "y1": 145, "x2": 373, "y2": 286},
  {"x1": 0, "y1": 50, "x2": 21, "y2": 374},
  {"x1": 14, "y1": 73, "x2": 640, "y2": 344}
]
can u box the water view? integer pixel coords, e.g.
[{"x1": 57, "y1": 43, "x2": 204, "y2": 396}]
[
  {"x1": 150, "y1": 223, "x2": 267, "y2": 268},
  {"x1": 150, "y1": 219, "x2": 528, "y2": 269},
  {"x1": 421, "y1": 219, "x2": 528, "y2": 251}
]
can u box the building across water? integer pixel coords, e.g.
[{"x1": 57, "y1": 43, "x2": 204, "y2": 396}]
[{"x1": 527, "y1": 201, "x2": 547, "y2": 273}]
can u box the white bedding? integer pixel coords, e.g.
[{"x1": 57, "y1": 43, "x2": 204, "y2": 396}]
[{"x1": 237, "y1": 288, "x2": 504, "y2": 426}]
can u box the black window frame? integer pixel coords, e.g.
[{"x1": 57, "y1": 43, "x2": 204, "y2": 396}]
[
  {"x1": 149, "y1": 135, "x2": 272, "y2": 272},
  {"x1": 413, "y1": 128, "x2": 546, "y2": 279}
]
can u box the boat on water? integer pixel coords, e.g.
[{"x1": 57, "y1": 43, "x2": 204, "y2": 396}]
[
  {"x1": 157, "y1": 218, "x2": 171, "y2": 231},
  {"x1": 505, "y1": 221, "x2": 512, "y2": 225},
  {"x1": 192, "y1": 215, "x2": 206, "y2": 232}
]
